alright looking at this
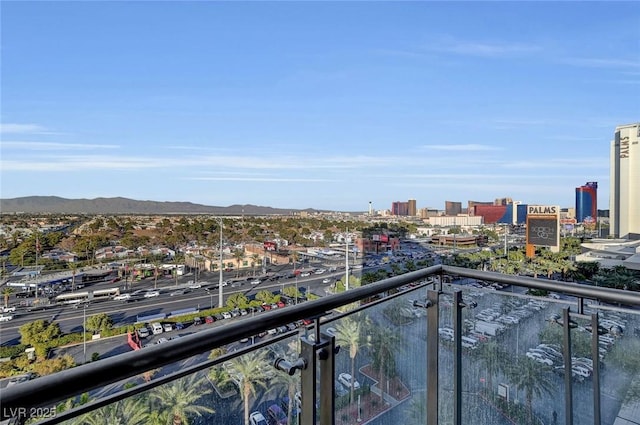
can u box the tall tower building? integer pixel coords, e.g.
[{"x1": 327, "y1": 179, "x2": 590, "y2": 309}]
[
  {"x1": 445, "y1": 201, "x2": 462, "y2": 216},
  {"x1": 408, "y1": 199, "x2": 417, "y2": 216},
  {"x1": 575, "y1": 182, "x2": 598, "y2": 224},
  {"x1": 610, "y1": 123, "x2": 640, "y2": 239}
]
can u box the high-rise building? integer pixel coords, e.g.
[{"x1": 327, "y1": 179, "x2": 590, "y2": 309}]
[
  {"x1": 391, "y1": 201, "x2": 409, "y2": 216},
  {"x1": 494, "y1": 197, "x2": 513, "y2": 206},
  {"x1": 575, "y1": 182, "x2": 597, "y2": 224},
  {"x1": 468, "y1": 200, "x2": 492, "y2": 215},
  {"x1": 610, "y1": 123, "x2": 640, "y2": 239},
  {"x1": 445, "y1": 201, "x2": 462, "y2": 216},
  {"x1": 408, "y1": 199, "x2": 417, "y2": 216}
]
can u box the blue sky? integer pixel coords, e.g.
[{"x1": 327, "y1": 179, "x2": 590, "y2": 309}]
[{"x1": 1, "y1": 2, "x2": 638, "y2": 212}]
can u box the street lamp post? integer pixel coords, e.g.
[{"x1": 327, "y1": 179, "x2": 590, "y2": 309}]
[
  {"x1": 217, "y1": 218, "x2": 224, "y2": 308},
  {"x1": 83, "y1": 304, "x2": 87, "y2": 364}
]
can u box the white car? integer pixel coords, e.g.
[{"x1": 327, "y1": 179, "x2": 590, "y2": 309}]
[
  {"x1": 144, "y1": 291, "x2": 160, "y2": 298},
  {"x1": 163, "y1": 323, "x2": 173, "y2": 332},
  {"x1": 526, "y1": 351, "x2": 553, "y2": 366},
  {"x1": 114, "y1": 293, "x2": 131, "y2": 301},
  {"x1": 156, "y1": 337, "x2": 169, "y2": 345},
  {"x1": 300, "y1": 272, "x2": 310, "y2": 277},
  {"x1": 188, "y1": 282, "x2": 202, "y2": 289},
  {"x1": 0, "y1": 315, "x2": 13, "y2": 322},
  {"x1": 338, "y1": 372, "x2": 360, "y2": 390},
  {"x1": 322, "y1": 278, "x2": 332, "y2": 284},
  {"x1": 249, "y1": 412, "x2": 267, "y2": 425},
  {"x1": 137, "y1": 327, "x2": 150, "y2": 338},
  {"x1": 250, "y1": 279, "x2": 261, "y2": 285}
]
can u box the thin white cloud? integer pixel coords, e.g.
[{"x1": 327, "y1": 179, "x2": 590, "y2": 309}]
[
  {"x1": 427, "y1": 37, "x2": 541, "y2": 58},
  {"x1": 1, "y1": 141, "x2": 119, "y2": 150},
  {"x1": 421, "y1": 144, "x2": 501, "y2": 152},
  {"x1": 0, "y1": 123, "x2": 66, "y2": 135},
  {"x1": 502, "y1": 158, "x2": 607, "y2": 169},
  {"x1": 188, "y1": 176, "x2": 336, "y2": 183},
  {"x1": 562, "y1": 57, "x2": 640, "y2": 69},
  {"x1": 0, "y1": 123, "x2": 47, "y2": 134}
]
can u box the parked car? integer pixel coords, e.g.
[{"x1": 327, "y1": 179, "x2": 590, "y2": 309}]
[
  {"x1": 137, "y1": 327, "x2": 150, "y2": 338},
  {"x1": 249, "y1": 411, "x2": 268, "y2": 425},
  {"x1": 221, "y1": 311, "x2": 232, "y2": 319},
  {"x1": 338, "y1": 372, "x2": 360, "y2": 390},
  {"x1": 163, "y1": 323, "x2": 173, "y2": 332},
  {"x1": 267, "y1": 404, "x2": 287, "y2": 425},
  {"x1": 193, "y1": 317, "x2": 202, "y2": 326},
  {"x1": 156, "y1": 337, "x2": 169, "y2": 344},
  {"x1": 205, "y1": 316, "x2": 215, "y2": 324}
]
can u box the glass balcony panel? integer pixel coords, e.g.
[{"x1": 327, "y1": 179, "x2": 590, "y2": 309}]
[
  {"x1": 452, "y1": 281, "x2": 572, "y2": 425},
  {"x1": 590, "y1": 304, "x2": 640, "y2": 425},
  {"x1": 325, "y1": 288, "x2": 426, "y2": 424},
  {"x1": 54, "y1": 334, "x2": 302, "y2": 425}
]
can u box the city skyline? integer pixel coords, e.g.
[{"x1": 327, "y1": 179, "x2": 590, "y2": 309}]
[{"x1": 1, "y1": 2, "x2": 639, "y2": 211}]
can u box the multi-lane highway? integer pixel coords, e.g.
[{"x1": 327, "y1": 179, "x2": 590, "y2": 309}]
[{"x1": 0, "y1": 265, "x2": 346, "y2": 346}]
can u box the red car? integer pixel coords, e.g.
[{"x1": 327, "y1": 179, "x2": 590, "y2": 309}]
[{"x1": 205, "y1": 316, "x2": 215, "y2": 324}]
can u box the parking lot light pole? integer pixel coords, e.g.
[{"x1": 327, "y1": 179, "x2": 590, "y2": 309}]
[
  {"x1": 217, "y1": 218, "x2": 224, "y2": 309},
  {"x1": 83, "y1": 304, "x2": 87, "y2": 364}
]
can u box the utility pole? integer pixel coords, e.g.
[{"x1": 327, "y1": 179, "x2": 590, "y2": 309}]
[
  {"x1": 345, "y1": 229, "x2": 349, "y2": 291},
  {"x1": 217, "y1": 218, "x2": 224, "y2": 309}
]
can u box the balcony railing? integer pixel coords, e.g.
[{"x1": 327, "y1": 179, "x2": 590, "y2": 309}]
[{"x1": 2, "y1": 265, "x2": 640, "y2": 425}]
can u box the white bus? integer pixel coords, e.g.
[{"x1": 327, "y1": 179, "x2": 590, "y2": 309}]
[{"x1": 55, "y1": 288, "x2": 120, "y2": 305}]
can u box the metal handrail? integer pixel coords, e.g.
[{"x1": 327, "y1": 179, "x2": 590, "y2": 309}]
[{"x1": 2, "y1": 264, "x2": 639, "y2": 418}]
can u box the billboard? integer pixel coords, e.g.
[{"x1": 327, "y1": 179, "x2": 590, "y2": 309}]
[
  {"x1": 372, "y1": 234, "x2": 389, "y2": 243},
  {"x1": 527, "y1": 217, "x2": 559, "y2": 246},
  {"x1": 526, "y1": 205, "x2": 560, "y2": 253},
  {"x1": 263, "y1": 241, "x2": 277, "y2": 251}
]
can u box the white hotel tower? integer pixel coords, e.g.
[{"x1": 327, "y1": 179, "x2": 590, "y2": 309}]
[{"x1": 610, "y1": 123, "x2": 640, "y2": 239}]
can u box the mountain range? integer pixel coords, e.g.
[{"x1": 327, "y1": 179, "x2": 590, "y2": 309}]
[{"x1": 0, "y1": 196, "x2": 321, "y2": 215}]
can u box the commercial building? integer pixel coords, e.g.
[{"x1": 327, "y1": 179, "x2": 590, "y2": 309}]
[
  {"x1": 576, "y1": 182, "x2": 598, "y2": 224},
  {"x1": 610, "y1": 123, "x2": 640, "y2": 239},
  {"x1": 408, "y1": 199, "x2": 417, "y2": 216},
  {"x1": 391, "y1": 201, "x2": 409, "y2": 216},
  {"x1": 445, "y1": 201, "x2": 462, "y2": 216},
  {"x1": 467, "y1": 200, "x2": 492, "y2": 214}
]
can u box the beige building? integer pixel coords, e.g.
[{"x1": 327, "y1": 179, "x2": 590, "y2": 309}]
[{"x1": 610, "y1": 123, "x2": 640, "y2": 239}]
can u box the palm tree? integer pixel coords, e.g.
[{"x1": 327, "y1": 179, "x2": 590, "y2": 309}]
[
  {"x1": 271, "y1": 366, "x2": 300, "y2": 425},
  {"x1": 251, "y1": 253, "x2": 260, "y2": 276},
  {"x1": 507, "y1": 356, "x2": 555, "y2": 423},
  {"x1": 72, "y1": 397, "x2": 149, "y2": 425},
  {"x1": 472, "y1": 341, "x2": 509, "y2": 394},
  {"x1": 149, "y1": 373, "x2": 214, "y2": 425},
  {"x1": 228, "y1": 350, "x2": 270, "y2": 425},
  {"x1": 2, "y1": 287, "x2": 14, "y2": 309},
  {"x1": 334, "y1": 317, "x2": 363, "y2": 404},
  {"x1": 69, "y1": 262, "x2": 78, "y2": 292},
  {"x1": 369, "y1": 325, "x2": 403, "y2": 403},
  {"x1": 233, "y1": 249, "x2": 245, "y2": 278},
  {"x1": 151, "y1": 259, "x2": 162, "y2": 290}
]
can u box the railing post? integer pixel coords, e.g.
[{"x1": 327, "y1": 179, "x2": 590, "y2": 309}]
[
  {"x1": 453, "y1": 290, "x2": 463, "y2": 425},
  {"x1": 426, "y1": 289, "x2": 440, "y2": 425},
  {"x1": 300, "y1": 337, "x2": 317, "y2": 425},
  {"x1": 562, "y1": 308, "x2": 574, "y2": 425},
  {"x1": 318, "y1": 332, "x2": 336, "y2": 425},
  {"x1": 591, "y1": 313, "x2": 601, "y2": 425}
]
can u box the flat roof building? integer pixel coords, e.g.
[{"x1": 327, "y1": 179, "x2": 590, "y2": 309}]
[{"x1": 610, "y1": 123, "x2": 640, "y2": 239}]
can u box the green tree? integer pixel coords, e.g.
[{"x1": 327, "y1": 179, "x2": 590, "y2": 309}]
[
  {"x1": 151, "y1": 259, "x2": 162, "y2": 290},
  {"x1": 149, "y1": 373, "x2": 214, "y2": 425},
  {"x1": 272, "y1": 366, "x2": 300, "y2": 425},
  {"x1": 233, "y1": 249, "x2": 245, "y2": 277},
  {"x1": 369, "y1": 325, "x2": 403, "y2": 402},
  {"x1": 85, "y1": 313, "x2": 113, "y2": 333},
  {"x1": 256, "y1": 290, "x2": 275, "y2": 305},
  {"x1": 227, "y1": 293, "x2": 249, "y2": 309},
  {"x1": 506, "y1": 356, "x2": 555, "y2": 423},
  {"x1": 72, "y1": 396, "x2": 149, "y2": 425},
  {"x1": 2, "y1": 286, "x2": 14, "y2": 309},
  {"x1": 251, "y1": 253, "x2": 260, "y2": 276},
  {"x1": 228, "y1": 350, "x2": 270, "y2": 425},
  {"x1": 19, "y1": 320, "x2": 61, "y2": 359},
  {"x1": 334, "y1": 317, "x2": 363, "y2": 404}
]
